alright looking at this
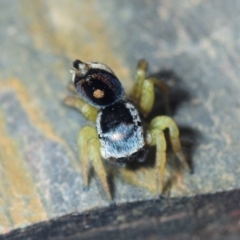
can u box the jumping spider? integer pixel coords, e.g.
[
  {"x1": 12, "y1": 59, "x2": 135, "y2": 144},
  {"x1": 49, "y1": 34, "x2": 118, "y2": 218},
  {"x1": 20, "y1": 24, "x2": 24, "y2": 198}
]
[{"x1": 65, "y1": 59, "x2": 189, "y2": 200}]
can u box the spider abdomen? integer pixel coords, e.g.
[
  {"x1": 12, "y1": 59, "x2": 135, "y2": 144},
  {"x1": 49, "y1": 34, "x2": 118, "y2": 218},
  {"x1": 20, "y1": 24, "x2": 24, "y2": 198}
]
[{"x1": 96, "y1": 100, "x2": 146, "y2": 165}]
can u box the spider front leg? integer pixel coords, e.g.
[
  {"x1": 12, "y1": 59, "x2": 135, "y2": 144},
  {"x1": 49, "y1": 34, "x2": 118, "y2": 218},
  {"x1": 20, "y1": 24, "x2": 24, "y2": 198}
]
[
  {"x1": 64, "y1": 95, "x2": 98, "y2": 122},
  {"x1": 64, "y1": 96, "x2": 111, "y2": 200},
  {"x1": 148, "y1": 116, "x2": 189, "y2": 195},
  {"x1": 130, "y1": 59, "x2": 169, "y2": 117}
]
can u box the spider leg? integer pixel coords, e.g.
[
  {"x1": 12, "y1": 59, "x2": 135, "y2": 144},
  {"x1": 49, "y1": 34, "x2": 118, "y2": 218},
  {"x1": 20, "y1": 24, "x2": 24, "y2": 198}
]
[
  {"x1": 150, "y1": 116, "x2": 189, "y2": 170},
  {"x1": 64, "y1": 96, "x2": 98, "y2": 122},
  {"x1": 130, "y1": 59, "x2": 148, "y2": 104},
  {"x1": 130, "y1": 60, "x2": 169, "y2": 117},
  {"x1": 64, "y1": 94, "x2": 110, "y2": 199},
  {"x1": 139, "y1": 78, "x2": 169, "y2": 117},
  {"x1": 148, "y1": 128, "x2": 167, "y2": 194},
  {"x1": 78, "y1": 126, "x2": 111, "y2": 200},
  {"x1": 148, "y1": 116, "x2": 189, "y2": 195}
]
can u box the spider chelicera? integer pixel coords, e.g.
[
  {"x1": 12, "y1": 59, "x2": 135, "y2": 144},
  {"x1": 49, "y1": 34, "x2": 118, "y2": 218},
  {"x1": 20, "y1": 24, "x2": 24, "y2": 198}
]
[{"x1": 64, "y1": 59, "x2": 189, "y2": 200}]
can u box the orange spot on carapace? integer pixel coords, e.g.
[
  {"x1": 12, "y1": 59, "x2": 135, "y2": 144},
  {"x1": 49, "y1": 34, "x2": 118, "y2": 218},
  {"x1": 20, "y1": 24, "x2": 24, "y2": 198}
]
[{"x1": 93, "y1": 89, "x2": 105, "y2": 99}]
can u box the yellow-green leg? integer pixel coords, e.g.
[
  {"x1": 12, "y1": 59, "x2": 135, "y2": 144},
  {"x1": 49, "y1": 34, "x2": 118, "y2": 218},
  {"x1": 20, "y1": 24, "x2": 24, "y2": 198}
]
[
  {"x1": 130, "y1": 60, "x2": 169, "y2": 117},
  {"x1": 148, "y1": 116, "x2": 189, "y2": 195},
  {"x1": 64, "y1": 91, "x2": 110, "y2": 199},
  {"x1": 64, "y1": 81, "x2": 98, "y2": 122},
  {"x1": 148, "y1": 129, "x2": 167, "y2": 194},
  {"x1": 150, "y1": 116, "x2": 189, "y2": 170},
  {"x1": 130, "y1": 59, "x2": 148, "y2": 104},
  {"x1": 64, "y1": 96, "x2": 98, "y2": 122},
  {"x1": 78, "y1": 126, "x2": 111, "y2": 200},
  {"x1": 139, "y1": 78, "x2": 170, "y2": 117}
]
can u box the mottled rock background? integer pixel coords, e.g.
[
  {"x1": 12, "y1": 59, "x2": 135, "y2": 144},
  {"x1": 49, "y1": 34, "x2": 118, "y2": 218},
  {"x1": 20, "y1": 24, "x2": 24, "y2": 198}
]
[{"x1": 0, "y1": 0, "x2": 240, "y2": 234}]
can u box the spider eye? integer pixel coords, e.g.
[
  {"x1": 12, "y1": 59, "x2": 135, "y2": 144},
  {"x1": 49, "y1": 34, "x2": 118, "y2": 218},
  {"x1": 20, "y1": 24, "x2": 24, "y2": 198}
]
[{"x1": 72, "y1": 60, "x2": 124, "y2": 107}]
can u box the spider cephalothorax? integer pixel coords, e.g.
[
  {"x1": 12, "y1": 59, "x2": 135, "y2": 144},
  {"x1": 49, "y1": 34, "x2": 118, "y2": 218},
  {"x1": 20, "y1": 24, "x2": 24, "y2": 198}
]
[{"x1": 65, "y1": 59, "x2": 189, "y2": 200}]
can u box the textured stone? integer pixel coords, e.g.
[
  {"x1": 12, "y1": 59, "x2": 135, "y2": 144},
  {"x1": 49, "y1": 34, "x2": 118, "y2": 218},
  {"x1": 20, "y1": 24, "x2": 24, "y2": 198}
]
[{"x1": 0, "y1": 0, "x2": 240, "y2": 233}]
